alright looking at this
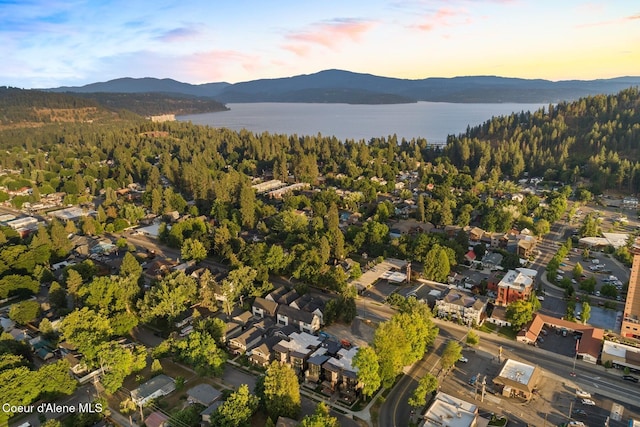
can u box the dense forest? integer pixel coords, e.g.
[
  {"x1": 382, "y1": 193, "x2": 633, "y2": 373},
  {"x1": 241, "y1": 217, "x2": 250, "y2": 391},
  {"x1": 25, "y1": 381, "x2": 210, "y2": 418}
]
[
  {"x1": 0, "y1": 87, "x2": 227, "y2": 126},
  {"x1": 445, "y1": 87, "x2": 640, "y2": 193},
  {"x1": 69, "y1": 91, "x2": 229, "y2": 116}
]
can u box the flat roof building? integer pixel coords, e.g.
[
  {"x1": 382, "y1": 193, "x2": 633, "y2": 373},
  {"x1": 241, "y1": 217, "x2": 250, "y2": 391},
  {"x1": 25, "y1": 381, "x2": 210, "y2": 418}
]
[
  {"x1": 493, "y1": 359, "x2": 540, "y2": 400},
  {"x1": 621, "y1": 238, "x2": 640, "y2": 341},
  {"x1": 421, "y1": 392, "x2": 479, "y2": 427}
]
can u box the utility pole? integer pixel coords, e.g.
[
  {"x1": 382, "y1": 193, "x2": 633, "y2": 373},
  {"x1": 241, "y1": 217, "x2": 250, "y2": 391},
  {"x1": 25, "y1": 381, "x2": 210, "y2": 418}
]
[{"x1": 481, "y1": 375, "x2": 487, "y2": 402}]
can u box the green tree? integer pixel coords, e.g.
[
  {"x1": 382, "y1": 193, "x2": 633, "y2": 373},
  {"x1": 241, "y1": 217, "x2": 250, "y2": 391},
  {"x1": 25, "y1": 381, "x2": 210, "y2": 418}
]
[
  {"x1": 65, "y1": 269, "x2": 83, "y2": 303},
  {"x1": 120, "y1": 252, "x2": 142, "y2": 282},
  {"x1": 58, "y1": 308, "x2": 112, "y2": 363},
  {"x1": 440, "y1": 340, "x2": 462, "y2": 370},
  {"x1": 299, "y1": 402, "x2": 339, "y2": 427},
  {"x1": 151, "y1": 359, "x2": 163, "y2": 375},
  {"x1": 352, "y1": 346, "x2": 381, "y2": 398},
  {"x1": 505, "y1": 300, "x2": 534, "y2": 329},
  {"x1": 581, "y1": 302, "x2": 591, "y2": 324},
  {"x1": 172, "y1": 331, "x2": 226, "y2": 376},
  {"x1": 9, "y1": 300, "x2": 41, "y2": 325},
  {"x1": 98, "y1": 341, "x2": 147, "y2": 394},
  {"x1": 408, "y1": 373, "x2": 438, "y2": 408},
  {"x1": 573, "y1": 262, "x2": 583, "y2": 278},
  {"x1": 138, "y1": 271, "x2": 197, "y2": 322},
  {"x1": 181, "y1": 238, "x2": 208, "y2": 262},
  {"x1": 422, "y1": 244, "x2": 451, "y2": 282},
  {"x1": 466, "y1": 330, "x2": 480, "y2": 346},
  {"x1": 239, "y1": 183, "x2": 256, "y2": 229},
  {"x1": 48, "y1": 281, "x2": 67, "y2": 309},
  {"x1": 211, "y1": 384, "x2": 259, "y2": 427},
  {"x1": 263, "y1": 361, "x2": 301, "y2": 419}
]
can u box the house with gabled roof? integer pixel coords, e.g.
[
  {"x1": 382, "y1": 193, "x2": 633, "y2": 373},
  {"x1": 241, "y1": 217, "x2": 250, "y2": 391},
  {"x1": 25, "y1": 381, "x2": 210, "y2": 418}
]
[
  {"x1": 253, "y1": 297, "x2": 278, "y2": 319},
  {"x1": 249, "y1": 335, "x2": 283, "y2": 367},
  {"x1": 277, "y1": 304, "x2": 321, "y2": 334},
  {"x1": 435, "y1": 288, "x2": 487, "y2": 326},
  {"x1": 266, "y1": 286, "x2": 289, "y2": 303},
  {"x1": 228, "y1": 326, "x2": 263, "y2": 355}
]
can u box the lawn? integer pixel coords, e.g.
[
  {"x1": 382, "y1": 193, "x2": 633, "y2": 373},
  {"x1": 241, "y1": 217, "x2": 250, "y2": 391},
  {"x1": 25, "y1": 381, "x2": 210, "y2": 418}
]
[
  {"x1": 497, "y1": 326, "x2": 517, "y2": 340},
  {"x1": 478, "y1": 323, "x2": 498, "y2": 333}
]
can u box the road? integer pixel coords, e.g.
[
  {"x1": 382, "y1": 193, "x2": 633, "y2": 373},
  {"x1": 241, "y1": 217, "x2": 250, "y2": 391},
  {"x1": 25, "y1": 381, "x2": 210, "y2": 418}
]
[{"x1": 375, "y1": 315, "x2": 640, "y2": 427}]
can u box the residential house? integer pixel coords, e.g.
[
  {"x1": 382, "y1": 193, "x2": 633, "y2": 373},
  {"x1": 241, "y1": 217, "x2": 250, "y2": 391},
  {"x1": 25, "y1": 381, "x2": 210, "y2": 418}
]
[
  {"x1": 322, "y1": 346, "x2": 360, "y2": 401},
  {"x1": 469, "y1": 227, "x2": 485, "y2": 242},
  {"x1": 435, "y1": 288, "x2": 487, "y2": 326},
  {"x1": 186, "y1": 383, "x2": 222, "y2": 406},
  {"x1": 266, "y1": 286, "x2": 289, "y2": 303},
  {"x1": 290, "y1": 294, "x2": 325, "y2": 326},
  {"x1": 482, "y1": 252, "x2": 504, "y2": 270},
  {"x1": 272, "y1": 332, "x2": 323, "y2": 375},
  {"x1": 249, "y1": 336, "x2": 284, "y2": 367},
  {"x1": 228, "y1": 326, "x2": 263, "y2": 355},
  {"x1": 277, "y1": 304, "x2": 321, "y2": 334},
  {"x1": 144, "y1": 411, "x2": 169, "y2": 427},
  {"x1": 131, "y1": 374, "x2": 175, "y2": 406},
  {"x1": 252, "y1": 297, "x2": 278, "y2": 319},
  {"x1": 517, "y1": 236, "x2": 537, "y2": 258},
  {"x1": 222, "y1": 321, "x2": 243, "y2": 344},
  {"x1": 232, "y1": 309, "x2": 253, "y2": 327},
  {"x1": 278, "y1": 289, "x2": 300, "y2": 305}
]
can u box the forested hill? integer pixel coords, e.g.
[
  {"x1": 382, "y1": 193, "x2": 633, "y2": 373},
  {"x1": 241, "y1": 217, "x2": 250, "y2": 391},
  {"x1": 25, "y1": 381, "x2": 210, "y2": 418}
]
[
  {"x1": 0, "y1": 88, "x2": 227, "y2": 127},
  {"x1": 47, "y1": 69, "x2": 640, "y2": 104},
  {"x1": 0, "y1": 87, "x2": 132, "y2": 127},
  {"x1": 70, "y1": 92, "x2": 229, "y2": 116},
  {"x1": 444, "y1": 87, "x2": 640, "y2": 193}
]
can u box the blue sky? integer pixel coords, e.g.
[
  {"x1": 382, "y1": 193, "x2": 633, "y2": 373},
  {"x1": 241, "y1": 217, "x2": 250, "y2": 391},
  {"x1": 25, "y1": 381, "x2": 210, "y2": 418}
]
[{"x1": 1, "y1": 0, "x2": 638, "y2": 88}]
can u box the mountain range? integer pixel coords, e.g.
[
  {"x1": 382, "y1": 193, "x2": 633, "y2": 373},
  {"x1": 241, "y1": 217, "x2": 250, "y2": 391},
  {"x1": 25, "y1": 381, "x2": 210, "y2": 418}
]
[{"x1": 47, "y1": 69, "x2": 640, "y2": 104}]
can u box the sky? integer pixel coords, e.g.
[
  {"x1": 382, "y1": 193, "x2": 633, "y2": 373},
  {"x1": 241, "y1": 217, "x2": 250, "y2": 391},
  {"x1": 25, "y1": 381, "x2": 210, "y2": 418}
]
[{"x1": 1, "y1": 0, "x2": 638, "y2": 88}]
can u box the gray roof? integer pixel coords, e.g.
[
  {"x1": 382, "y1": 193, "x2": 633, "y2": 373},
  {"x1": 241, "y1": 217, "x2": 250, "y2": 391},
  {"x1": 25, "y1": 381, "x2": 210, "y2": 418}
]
[
  {"x1": 187, "y1": 383, "x2": 222, "y2": 406},
  {"x1": 132, "y1": 374, "x2": 174, "y2": 400},
  {"x1": 278, "y1": 304, "x2": 315, "y2": 324},
  {"x1": 253, "y1": 297, "x2": 278, "y2": 316}
]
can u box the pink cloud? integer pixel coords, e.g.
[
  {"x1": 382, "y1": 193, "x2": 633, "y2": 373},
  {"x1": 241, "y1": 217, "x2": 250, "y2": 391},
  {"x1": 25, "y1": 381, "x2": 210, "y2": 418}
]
[
  {"x1": 282, "y1": 18, "x2": 376, "y2": 56},
  {"x1": 181, "y1": 49, "x2": 261, "y2": 81},
  {"x1": 415, "y1": 7, "x2": 469, "y2": 31}
]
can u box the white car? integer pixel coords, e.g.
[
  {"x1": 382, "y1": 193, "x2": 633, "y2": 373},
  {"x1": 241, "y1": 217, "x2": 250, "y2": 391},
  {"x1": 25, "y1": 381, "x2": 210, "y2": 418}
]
[
  {"x1": 568, "y1": 422, "x2": 586, "y2": 427},
  {"x1": 581, "y1": 398, "x2": 596, "y2": 405},
  {"x1": 576, "y1": 390, "x2": 591, "y2": 398},
  {"x1": 458, "y1": 356, "x2": 469, "y2": 363}
]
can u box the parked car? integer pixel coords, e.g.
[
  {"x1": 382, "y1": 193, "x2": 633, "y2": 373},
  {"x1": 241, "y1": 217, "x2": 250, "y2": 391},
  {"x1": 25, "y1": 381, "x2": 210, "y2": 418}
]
[
  {"x1": 572, "y1": 409, "x2": 588, "y2": 417},
  {"x1": 623, "y1": 375, "x2": 639, "y2": 383},
  {"x1": 575, "y1": 390, "x2": 591, "y2": 398},
  {"x1": 581, "y1": 399, "x2": 596, "y2": 405},
  {"x1": 458, "y1": 356, "x2": 469, "y2": 363},
  {"x1": 568, "y1": 421, "x2": 586, "y2": 427}
]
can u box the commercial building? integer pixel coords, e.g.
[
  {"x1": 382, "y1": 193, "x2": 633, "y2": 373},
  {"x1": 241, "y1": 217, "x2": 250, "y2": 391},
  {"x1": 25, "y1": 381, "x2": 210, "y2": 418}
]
[
  {"x1": 492, "y1": 359, "x2": 540, "y2": 400},
  {"x1": 487, "y1": 268, "x2": 535, "y2": 307},
  {"x1": 420, "y1": 392, "x2": 481, "y2": 427},
  {"x1": 621, "y1": 238, "x2": 640, "y2": 340}
]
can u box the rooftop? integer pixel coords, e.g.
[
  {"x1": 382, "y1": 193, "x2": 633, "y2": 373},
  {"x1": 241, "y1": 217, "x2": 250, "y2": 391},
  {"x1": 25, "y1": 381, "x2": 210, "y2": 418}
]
[
  {"x1": 423, "y1": 392, "x2": 477, "y2": 427},
  {"x1": 497, "y1": 359, "x2": 535, "y2": 386}
]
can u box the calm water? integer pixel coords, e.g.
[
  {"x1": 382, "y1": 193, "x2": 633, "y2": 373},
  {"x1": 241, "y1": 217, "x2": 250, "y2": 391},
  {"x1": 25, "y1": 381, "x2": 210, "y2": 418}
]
[{"x1": 178, "y1": 102, "x2": 547, "y2": 145}]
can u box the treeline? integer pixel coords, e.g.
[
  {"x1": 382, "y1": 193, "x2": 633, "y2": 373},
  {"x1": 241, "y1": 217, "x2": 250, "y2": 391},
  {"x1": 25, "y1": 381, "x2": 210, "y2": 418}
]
[
  {"x1": 0, "y1": 87, "x2": 137, "y2": 126},
  {"x1": 70, "y1": 91, "x2": 229, "y2": 116},
  {"x1": 445, "y1": 87, "x2": 640, "y2": 193}
]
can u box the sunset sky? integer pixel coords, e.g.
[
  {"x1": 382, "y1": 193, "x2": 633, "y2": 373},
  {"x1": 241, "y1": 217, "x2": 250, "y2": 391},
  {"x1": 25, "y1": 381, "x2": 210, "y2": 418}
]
[{"x1": 2, "y1": 0, "x2": 638, "y2": 88}]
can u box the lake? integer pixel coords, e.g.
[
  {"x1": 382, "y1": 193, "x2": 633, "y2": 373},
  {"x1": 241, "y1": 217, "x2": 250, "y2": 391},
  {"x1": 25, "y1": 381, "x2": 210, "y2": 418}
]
[{"x1": 177, "y1": 101, "x2": 548, "y2": 145}]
